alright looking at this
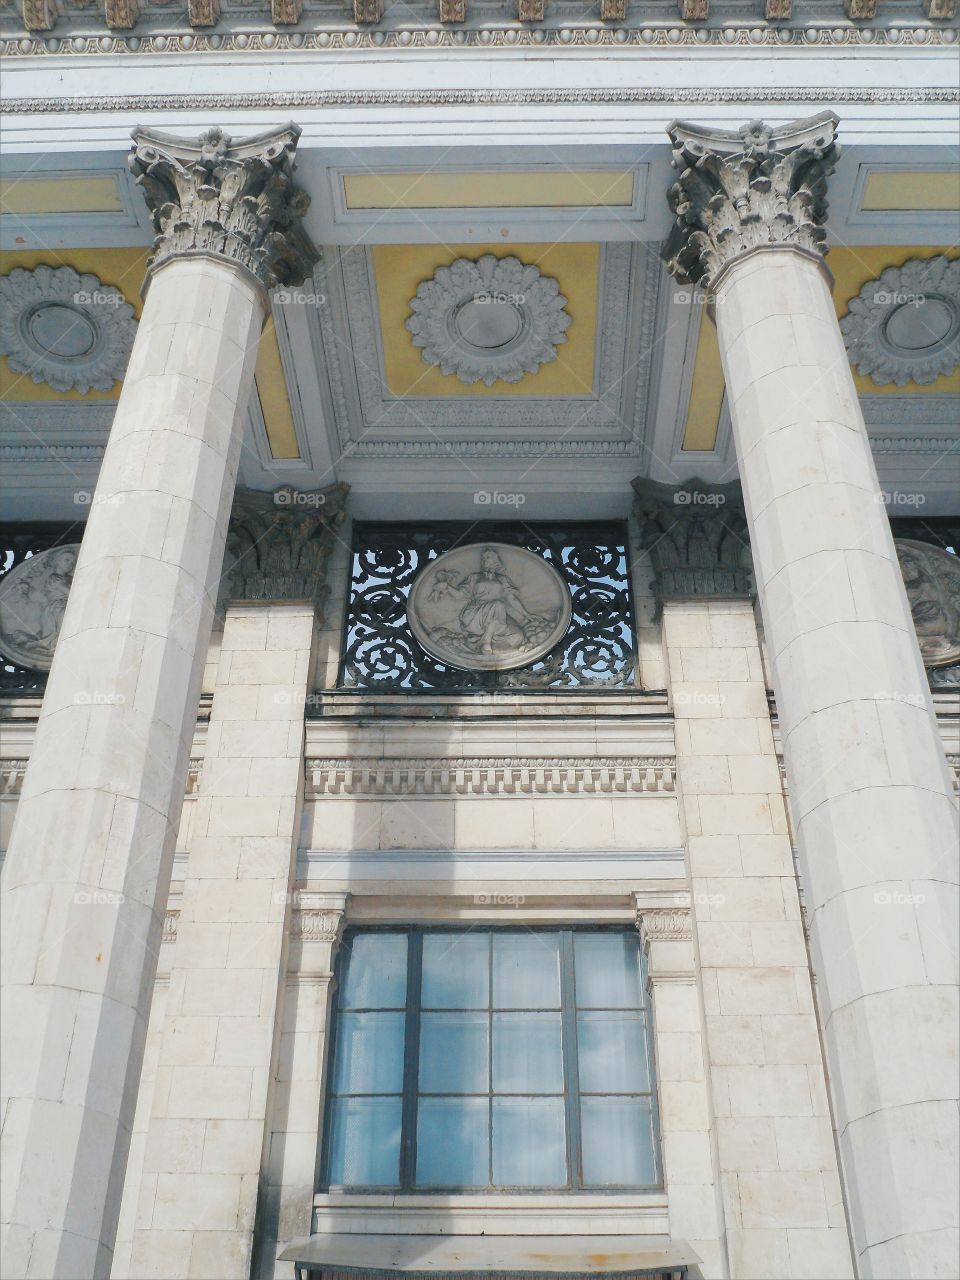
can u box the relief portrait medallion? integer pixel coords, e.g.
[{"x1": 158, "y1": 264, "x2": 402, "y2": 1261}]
[
  {"x1": 406, "y1": 543, "x2": 572, "y2": 672},
  {"x1": 894, "y1": 539, "x2": 960, "y2": 668},
  {"x1": 0, "y1": 543, "x2": 80, "y2": 672}
]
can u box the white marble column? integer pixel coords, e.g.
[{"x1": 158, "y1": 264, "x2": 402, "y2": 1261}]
[
  {"x1": 663, "y1": 114, "x2": 960, "y2": 1279},
  {"x1": 0, "y1": 126, "x2": 316, "y2": 1280},
  {"x1": 129, "y1": 488, "x2": 346, "y2": 1280}
]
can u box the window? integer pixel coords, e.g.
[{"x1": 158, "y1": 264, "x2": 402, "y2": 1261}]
[{"x1": 321, "y1": 928, "x2": 660, "y2": 1192}]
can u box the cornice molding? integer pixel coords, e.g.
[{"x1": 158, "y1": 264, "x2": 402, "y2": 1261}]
[
  {"x1": 305, "y1": 755, "x2": 678, "y2": 796},
  {"x1": 3, "y1": 87, "x2": 957, "y2": 111},
  {"x1": 2, "y1": 29, "x2": 957, "y2": 59}
]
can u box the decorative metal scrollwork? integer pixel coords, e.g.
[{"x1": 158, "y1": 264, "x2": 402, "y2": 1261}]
[{"x1": 338, "y1": 521, "x2": 637, "y2": 692}]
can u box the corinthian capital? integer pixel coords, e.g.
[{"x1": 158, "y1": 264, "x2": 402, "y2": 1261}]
[
  {"x1": 223, "y1": 483, "x2": 349, "y2": 607},
  {"x1": 129, "y1": 124, "x2": 319, "y2": 290},
  {"x1": 663, "y1": 112, "x2": 839, "y2": 289}
]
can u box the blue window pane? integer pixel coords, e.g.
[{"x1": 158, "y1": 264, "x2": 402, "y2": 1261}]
[
  {"x1": 492, "y1": 1098, "x2": 567, "y2": 1187},
  {"x1": 580, "y1": 1097, "x2": 657, "y2": 1186},
  {"x1": 422, "y1": 932, "x2": 489, "y2": 1009},
  {"x1": 492, "y1": 932, "x2": 561, "y2": 1009},
  {"x1": 416, "y1": 1098, "x2": 490, "y2": 1187},
  {"x1": 576, "y1": 1012, "x2": 650, "y2": 1093},
  {"x1": 333, "y1": 1013, "x2": 405, "y2": 1094},
  {"x1": 492, "y1": 1013, "x2": 563, "y2": 1094},
  {"x1": 574, "y1": 933, "x2": 643, "y2": 1009},
  {"x1": 327, "y1": 1097, "x2": 401, "y2": 1187},
  {"x1": 340, "y1": 933, "x2": 408, "y2": 1009},
  {"x1": 419, "y1": 1013, "x2": 489, "y2": 1094}
]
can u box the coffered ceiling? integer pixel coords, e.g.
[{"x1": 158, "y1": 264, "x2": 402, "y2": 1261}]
[{"x1": 1, "y1": 146, "x2": 957, "y2": 521}]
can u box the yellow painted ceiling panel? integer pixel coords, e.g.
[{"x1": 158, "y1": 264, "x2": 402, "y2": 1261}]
[
  {"x1": 681, "y1": 316, "x2": 725, "y2": 452},
  {"x1": 255, "y1": 317, "x2": 300, "y2": 461},
  {"x1": 374, "y1": 242, "x2": 600, "y2": 397},
  {"x1": 345, "y1": 170, "x2": 635, "y2": 211},
  {"x1": 862, "y1": 171, "x2": 960, "y2": 213},
  {"x1": 0, "y1": 176, "x2": 124, "y2": 216}
]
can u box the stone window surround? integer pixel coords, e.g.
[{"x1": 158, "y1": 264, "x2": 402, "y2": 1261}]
[{"x1": 282, "y1": 887, "x2": 706, "y2": 1254}]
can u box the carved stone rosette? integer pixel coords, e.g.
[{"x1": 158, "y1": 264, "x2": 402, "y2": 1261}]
[
  {"x1": 222, "y1": 482, "x2": 348, "y2": 607},
  {"x1": 632, "y1": 476, "x2": 752, "y2": 608},
  {"x1": 129, "y1": 124, "x2": 319, "y2": 290},
  {"x1": 663, "y1": 112, "x2": 839, "y2": 289}
]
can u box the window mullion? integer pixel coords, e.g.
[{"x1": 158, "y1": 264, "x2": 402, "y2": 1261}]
[
  {"x1": 560, "y1": 930, "x2": 583, "y2": 1191},
  {"x1": 399, "y1": 930, "x2": 423, "y2": 1191}
]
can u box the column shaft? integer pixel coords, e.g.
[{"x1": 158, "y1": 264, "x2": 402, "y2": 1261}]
[
  {"x1": 130, "y1": 603, "x2": 317, "y2": 1280},
  {"x1": 714, "y1": 247, "x2": 959, "y2": 1278},
  {"x1": 0, "y1": 258, "x2": 264, "y2": 1280}
]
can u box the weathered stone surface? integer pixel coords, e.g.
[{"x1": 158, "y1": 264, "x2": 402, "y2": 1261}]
[{"x1": 129, "y1": 125, "x2": 318, "y2": 291}]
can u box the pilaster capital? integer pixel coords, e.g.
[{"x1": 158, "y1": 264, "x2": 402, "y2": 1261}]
[
  {"x1": 223, "y1": 482, "x2": 349, "y2": 607},
  {"x1": 663, "y1": 112, "x2": 840, "y2": 289},
  {"x1": 129, "y1": 123, "x2": 319, "y2": 291},
  {"x1": 632, "y1": 476, "x2": 752, "y2": 608},
  {"x1": 634, "y1": 895, "x2": 696, "y2": 980}
]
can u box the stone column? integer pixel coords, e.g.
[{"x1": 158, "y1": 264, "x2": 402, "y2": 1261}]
[
  {"x1": 0, "y1": 128, "x2": 317, "y2": 1280},
  {"x1": 662, "y1": 115, "x2": 960, "y2": 1279},
  {"x1": 129, "y1": 486, "x2": 347, "y2": 1280},
  {"x1": 635, "y1": 480, "x2": 854, "y2": 1280}
]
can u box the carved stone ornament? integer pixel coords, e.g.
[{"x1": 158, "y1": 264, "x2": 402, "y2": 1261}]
[
  {"x1": 894, "y1": 539, "x2": 960, "y2": 668},
  {"x1": 222, "y1": 482, "x2": 348, "y2": 606},
  {"x1": 637, "y1": 907, "x2": 693, "y2": 947},
  {"x1": 0, "y1": 266, "x2": 137, "y2": 393},
  {"x1": 840, "y1": 255, "x2": 960, "y2": 387},
  {"x1": 406, "y1": 543, "x2": 572, "y2": 672},
  {"x1": 405, "y1": 254, "x2": 571, "y2": 386},
  {"x1": 632, "y1": 476, "x2": 752, "y2": 608},
  {"x1": 129, "y1": 124, "x2": 319, "y2": 290},
  {"x1": 0, "y1": 543, "x2": 80, "y2": 671},
  {"x1": 663, "y1": 112, "x2": 839, "y2": 288}
]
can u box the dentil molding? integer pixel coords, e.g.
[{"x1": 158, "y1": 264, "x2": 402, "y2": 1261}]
[{"x1": 0, "y1": 265, "x2": 136, "y2": 393}]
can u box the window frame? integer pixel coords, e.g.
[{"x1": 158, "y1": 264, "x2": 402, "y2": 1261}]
[{"x1": 318, "y1": 924, "x2": 663, "y2": 1196}]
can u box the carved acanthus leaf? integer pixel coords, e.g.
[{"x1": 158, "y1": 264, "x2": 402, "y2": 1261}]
[
  {"x1": 223, "y1": 483, "x2": 348, "y2": 607},
  {"x1": 129, "y1": 125, "x2": 318, "y2": 290},
  {"x1": 632, "y1": 476, "x2": 751, "y2": 608},
  {"x1": 663, "y1": 112, "x2": 839, "y2": 288}
]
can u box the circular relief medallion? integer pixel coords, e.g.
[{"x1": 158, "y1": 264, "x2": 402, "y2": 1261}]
[
  {"x1": 407, "y1": 543, "x2": 572, "y2": 672},
  {"x1": 0, "y1": 544, "x2": 80, "y2": 672},
  {"x1": 894, "y1": 539, "x2": 960, "y2": 669}
]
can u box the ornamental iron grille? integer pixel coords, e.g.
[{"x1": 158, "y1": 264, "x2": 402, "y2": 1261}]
[
  {"x1": 0, "y1": 522, "x2": 84, "y2": 693},
  {"x1": 337, "y1": 521, "x2": 637, "y2": 692}
]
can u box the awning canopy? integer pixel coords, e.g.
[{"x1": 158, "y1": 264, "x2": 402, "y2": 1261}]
[{"x1": 278, "y1": 1233, "x2": 701, "y2": 1277}]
